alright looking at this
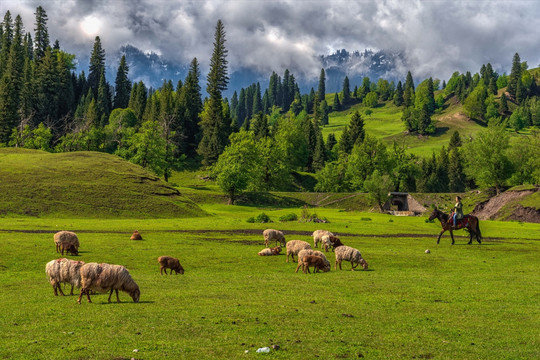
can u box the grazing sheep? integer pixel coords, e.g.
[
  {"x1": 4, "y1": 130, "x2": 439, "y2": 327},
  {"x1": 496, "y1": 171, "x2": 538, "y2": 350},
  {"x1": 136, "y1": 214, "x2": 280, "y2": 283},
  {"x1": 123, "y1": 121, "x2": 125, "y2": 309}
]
[
  {"x1": 263, "y1": 229, "x2": 286, "y2": 247},
  {"x1": 322, "y1": 234, "x2": 344, "y2": 252},
  {"x1": 45, "y1": 258, "x2": 85, "y2": 296},
  {"x1": 130, "y1": 230, "x2": 142, "y2": 240},
  {"x1": 295, "y1": 249, "x2": 331, "y2": 273},
  {"x1": 157, "y1": 256, "x2": 185, "y2": 275},
  {"x1": 258, "y1": 246, "x2": 281, "y2": 256},
  {"x1": 299, "y1": 255, "x2": 329, "y2": 274},
  {"x1": 334, "y1": 246, "x2": 368, "y2": 271},
  {"x1": 53, "y1": 231, "x2": 79, "y2": 256},
  {"x1": 312, "y1": 230, "x2": 333, "y2": 249},
  {"x1": 286, "y1": 240, "x2": 312, "y2": 263},
  {"x1": 77, "y1": 263, "x2": 140, "y2": 304}
]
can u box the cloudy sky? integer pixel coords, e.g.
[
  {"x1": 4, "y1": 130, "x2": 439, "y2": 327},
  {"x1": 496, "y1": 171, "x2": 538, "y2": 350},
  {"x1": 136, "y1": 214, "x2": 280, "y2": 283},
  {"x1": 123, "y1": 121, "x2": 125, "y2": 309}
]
[{"x1": 1, "y1": 0, "x2": 540, "y2": 81}]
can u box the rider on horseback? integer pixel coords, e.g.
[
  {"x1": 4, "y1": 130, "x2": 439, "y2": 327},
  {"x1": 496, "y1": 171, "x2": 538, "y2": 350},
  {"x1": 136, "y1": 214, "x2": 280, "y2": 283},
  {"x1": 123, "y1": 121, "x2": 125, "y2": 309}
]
[{"x1": 452, "y1": 196, "x2": 463, "y2": 228}]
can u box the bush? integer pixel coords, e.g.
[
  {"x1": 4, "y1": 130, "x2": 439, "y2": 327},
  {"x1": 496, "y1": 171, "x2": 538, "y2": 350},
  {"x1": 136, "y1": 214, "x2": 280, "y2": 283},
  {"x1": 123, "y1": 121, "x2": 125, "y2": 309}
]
[
  {"x1": 279, "y1": 213, "x2": 298, "y2": 222},
  {"x1": 247, "y1": 212, "x2": 272, "y2": 223}
]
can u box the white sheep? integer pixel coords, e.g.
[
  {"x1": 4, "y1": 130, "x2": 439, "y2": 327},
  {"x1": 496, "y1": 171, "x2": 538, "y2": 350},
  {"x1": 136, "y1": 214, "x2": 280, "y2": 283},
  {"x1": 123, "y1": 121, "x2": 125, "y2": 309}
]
[
  {"x1": 77, "y1": 262, "x2": 140, "y2": 304},
  {"x1": 263, "y1": 229, "x2": 286, "y2": 247},
  {"x1": 285, "y1": 240, "x2": 312, "y2": 263},
  {"x1": 312, "y1": 230, "x2": 333, "y2": 249},
  {"x1": 45, "y1": 258, "x2": 85, "y2": 296},
  {"x1": 295, "y1": 249, "x2": 331, "y2": 273},
  {"x1": 53, "y1": 231, "x2": 80, "y2": 256},
  {"x1": 334, "y1": 245, "x2": 368, "y2": 271}
]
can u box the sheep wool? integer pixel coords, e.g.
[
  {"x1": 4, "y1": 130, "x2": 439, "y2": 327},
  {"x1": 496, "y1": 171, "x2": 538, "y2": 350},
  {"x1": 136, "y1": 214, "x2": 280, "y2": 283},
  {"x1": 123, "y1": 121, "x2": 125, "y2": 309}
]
[
  {"x1": 312, "y1": 230, "x2": 333, "y2": 249},
  {"x1": 334, "y1": 246, "x2": 368, "y2": 271},
  {"x1": 285, "y1": 240, "x2": 312, "y2": 262},
  {"x1": 45, "y1": 258, "x2": 85, "y2": 296},
  {"x1": 258, "y1": 246, "x2": 281, "y2": 256},
  {"x1": 157, "y1": 256, "x2": 184, "y2": 275},
  {"x1": 78, "y1": 262, "x2": 140, "y2": 304}
]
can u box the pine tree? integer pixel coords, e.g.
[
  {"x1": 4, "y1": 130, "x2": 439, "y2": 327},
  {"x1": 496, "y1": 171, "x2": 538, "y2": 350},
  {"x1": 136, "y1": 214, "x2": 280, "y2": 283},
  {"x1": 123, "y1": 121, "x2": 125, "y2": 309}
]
[
  {"x1": 230, "y1": 90, "x2": 238, "y2": 123},
  {"x1": 198, "y1": 19, "x2": 229, "y2": 166},
  {"x1": 342, "y1": 76, "x2": 351, "y2": 104},
  {"x1": 338, "y1": 124, "x2": 352, "y2": 154},
  {"x1": 418, "y1": 104, "x2": 433, "y2": 135},
  {"x1": 332, "y1": 92, "x2": 341, "y2": 111},
  {"x1": 320, "y1": 100, "x2": 329, "y2": 126},
  {"x1": 128, "y1": 81, "x2": 147, "y2": 123},
  {"x1": 353, "y1": 85, "x2": 358, "y2": 98},
  {"x1": 237, "y1": 88, "x2": 246, "y2": 126},
  {"x1": 318, "y1": 68, "x2": 326, "y2": 101},
  {"x1": 32, "y1": 47, "x2": 59, "y2": 127},
  {"x1": 448, "y1": 148, "x2": 466, "y2": 192},
  {"x1": 88, "y1": 36, "x2": 105, "y2": 98},
  {"x1": 508, "y1": 53, "x2": 521, "y2": 98},
  {"x1": 405, "y1": 71, "x2": 415, "y2": 92},
  {"x1": 113, "y1": 55, "x2": 131, "y2": 109},
  {"x1": 325, "y1": 133, "x2": 337, "y2": 160},
  {"x1": 311, "y1": 120, "x2": 325, "y2": 171},
  {"x1": 251, "y1": 112, "x2": 268, "y2": 140},
  {"x1": 0, "y1": 11, "x2": 13, "y2": 78},
  {"x1": 33, "y1": 6, "x2": 49, "y2": 62}
]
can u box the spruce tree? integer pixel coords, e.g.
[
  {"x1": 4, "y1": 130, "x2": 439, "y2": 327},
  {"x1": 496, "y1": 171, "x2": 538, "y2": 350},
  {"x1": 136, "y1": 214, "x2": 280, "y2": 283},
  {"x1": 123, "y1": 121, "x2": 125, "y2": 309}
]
[
  {"x1": 338, "y1": 124, "x2": 352, "y2": 154},
  {"x1": 332, "y1": 92, "x2": 341, "y2": 111},
  {"x1": 198, "y1": 19, "x2": 229, "y2": 166},
  {"x1": 128, "y1": 81, "x2": 147, "y2": 123},
  {"x1": 448, "y1": 130, "x2": 462, "y2": 150},
  {"x1": 500, "y1": 93, "x2": 508, "y2": 114},
  {"x1": 113, "y1": 55, "x2": 131, "y2": 109},
  {"x1": 342, "y1": 76, "x2": 351, "y2": 104},
  {"x1": 353, "y1": 85, "x2": 358, "y2": 98},
  {"x1": 88, "y1": 36, "x2": 105, "y2": 98},
  {"x1": 311, "y1": 120, "x2": 325, "y2": 171},
  {"x1": 252, "y1": 82, "x2": 262, "y2": 115},
  {"x1": 96, "y1": 70, "x2": 110, "y2": 126},
  {"x1": 448, "y1": 148, "x2": 466, "y2": 192},
  {"x1": 0, "y1": 11, "x2": 13, "y2": 78},
  {"x1": 251, "y1": 112, "x2": 268, "y2": 140},
  {"x1": 237, "y1": 88, "x2": 246, "y2": 126},
  {"x1": 318, "y1": 68, "x2": 326, "y2": 101},
  {"x1": 348, "y1": 110, "x2": 365, "y2": 146},
  {"x1": 394, "y1": 81, "x2": 404, "y2": 106},
  {"x1": 325, "y1": 133, "x2": 337, "y2": 160},
  {"x1": 178, "y1": 58, "x2": 202, "y2": 157},
  {"x1": 33, "y1": 6, "x2": 49, "y2": 62},
  {"x1": 507, "y1": 52, "x2": 521, "y2": 98}
]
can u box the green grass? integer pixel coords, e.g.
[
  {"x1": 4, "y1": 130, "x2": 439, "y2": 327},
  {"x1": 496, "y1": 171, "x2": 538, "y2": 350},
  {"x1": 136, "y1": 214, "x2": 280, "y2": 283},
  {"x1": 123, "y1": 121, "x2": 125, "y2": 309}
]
[
  {"x1": 0, "y1": 148, "x2": 205, "y2": 218},
  {"x1": 0, "y1": 211, "x2": 539, "y2": 360}
]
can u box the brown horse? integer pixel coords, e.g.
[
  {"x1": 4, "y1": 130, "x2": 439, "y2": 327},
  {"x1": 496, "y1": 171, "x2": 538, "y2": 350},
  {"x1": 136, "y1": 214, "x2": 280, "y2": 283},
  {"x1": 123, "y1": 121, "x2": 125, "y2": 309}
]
[{"x1": 428, "y1": 208, "x2": 482, "y2": 245}]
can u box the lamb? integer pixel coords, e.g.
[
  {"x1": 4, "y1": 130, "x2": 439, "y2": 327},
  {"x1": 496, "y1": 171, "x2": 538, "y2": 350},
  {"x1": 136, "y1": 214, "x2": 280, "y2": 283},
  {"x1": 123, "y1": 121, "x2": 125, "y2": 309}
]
[
  {"x1": 312, "y1": 230, "x2": 333, "y2": 249},
  {"x1": 285, "y1": 240, "x2": 312, "y2": 263},
  {"x1": 77, "y1": 262, "x2": 140, "y2": 304},
  {"x1": 263, "y1": 229, "x2": 286, "y2": 247},
  {"x1": 157, "y1": 256, "x2": 185, "y2": 275},
  {"x1": 45, "y1": 258, "x2": 85, "y2": 296},
  {"x1": 130, "y1": 230, "x2": 142, "y2": 240},
  {"x1": 334, "y1": 245, "x2": 369, "y2": 271},
  {"x1": 53, "y1": 231, "x2": 79, "y2": 256},
  {"x1": 258, "y1": 246, "x2": 281, "y2": 256},
  {"x1": 321, "y1": 234, "x2": 344, "y2": 252},
  {"x1": 295, "y1": 249, "x2": 331, "y2": 273},
  {"x1": 299, "y1": 255, "x2": 329, "y2": 274}
]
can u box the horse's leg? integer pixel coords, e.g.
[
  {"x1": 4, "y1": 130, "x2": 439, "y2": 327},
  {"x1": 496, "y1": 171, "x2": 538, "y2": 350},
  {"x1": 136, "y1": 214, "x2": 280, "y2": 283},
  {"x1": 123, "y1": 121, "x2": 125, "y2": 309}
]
[
  {"x1": 437, "y1": 229, "x2": 445, "y2": 244},
  {"x1": 450, "y1": 230, "x2": 455, "y2": 245},
  {"x1": 468, "y1": 228, "x2": 473, "y2": 245}
]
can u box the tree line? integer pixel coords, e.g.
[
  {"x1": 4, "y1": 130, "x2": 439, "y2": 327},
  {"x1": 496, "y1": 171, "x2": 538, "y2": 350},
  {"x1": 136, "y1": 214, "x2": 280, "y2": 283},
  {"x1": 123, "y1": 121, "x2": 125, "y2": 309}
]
[{"x1": 0, "y1": 7, "x2": 539, "y2": 203}]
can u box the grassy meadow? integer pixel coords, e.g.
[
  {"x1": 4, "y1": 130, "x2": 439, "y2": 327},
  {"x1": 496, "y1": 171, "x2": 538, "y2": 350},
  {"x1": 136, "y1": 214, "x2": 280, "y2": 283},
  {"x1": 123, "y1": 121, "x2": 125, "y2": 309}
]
[{"x1": 1, "y1": 208, "x2": 539, "y2": 360}]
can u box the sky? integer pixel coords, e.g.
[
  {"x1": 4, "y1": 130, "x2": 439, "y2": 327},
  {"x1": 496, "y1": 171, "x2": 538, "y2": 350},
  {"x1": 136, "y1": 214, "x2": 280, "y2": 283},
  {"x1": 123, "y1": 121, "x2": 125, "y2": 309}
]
[{"x1": 1, "y1": 0, "x2": 540, "y2": 81}]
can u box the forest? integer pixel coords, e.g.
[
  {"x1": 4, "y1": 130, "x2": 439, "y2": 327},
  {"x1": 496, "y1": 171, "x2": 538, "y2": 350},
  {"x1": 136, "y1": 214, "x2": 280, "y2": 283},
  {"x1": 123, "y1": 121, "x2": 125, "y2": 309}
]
[{"x1": 0, "y1": 7, "x2": 539, "y2": 204}]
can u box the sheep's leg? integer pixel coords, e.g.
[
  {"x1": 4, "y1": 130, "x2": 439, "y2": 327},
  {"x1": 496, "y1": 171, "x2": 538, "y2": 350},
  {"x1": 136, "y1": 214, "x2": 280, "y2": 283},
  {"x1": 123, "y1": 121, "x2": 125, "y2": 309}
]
[
  {"x1": 115, "y1": 289, "x2": 121, "y2": 303},
  {"x1": 351, "y1": 262, "x2": 358, "y2": 271},
  {"x1": 77, "y1": 289, "x2": 84, "y2": 304},
  {"x1": 286, "y1": 253, "x2": 290, "y2": 263},
  {"x1": 295, "y1": 262, "x2": 302, "y2": 273},
  {"x1": 86, "y1": 289, "x2": 92, "y2": 303},
  {"x1": 291, "y1": 254, "x2": 296, "y2": 263},
  {"x1": 108, "y1": 289, "x2": 114, "y2": 302},
  {"x1": 339, "y1": 260, "x2": 343, "y2": 270},
  {"x1": 70, "y1": 284, "x2": 74, "y2": 296},
  {"x1": 160, "y1": 267, "x2": 163, "y2": 275},
  {"x1": 57, "y1": 284, "x2": 65, "y2": 296}
]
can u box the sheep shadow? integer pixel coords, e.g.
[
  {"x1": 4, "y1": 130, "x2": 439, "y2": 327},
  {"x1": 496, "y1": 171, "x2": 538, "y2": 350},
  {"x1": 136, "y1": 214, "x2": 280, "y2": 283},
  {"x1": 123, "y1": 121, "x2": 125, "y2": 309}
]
[{"x1": 98, "y1": 300, "x2": 154, "y2": 305}]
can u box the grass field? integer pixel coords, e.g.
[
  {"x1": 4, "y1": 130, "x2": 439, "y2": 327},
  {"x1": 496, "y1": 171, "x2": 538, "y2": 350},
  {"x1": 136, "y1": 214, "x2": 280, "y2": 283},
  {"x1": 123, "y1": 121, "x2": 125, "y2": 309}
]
[{"x1": 1, "y1": 208, "x2": 539, "y2": 360}]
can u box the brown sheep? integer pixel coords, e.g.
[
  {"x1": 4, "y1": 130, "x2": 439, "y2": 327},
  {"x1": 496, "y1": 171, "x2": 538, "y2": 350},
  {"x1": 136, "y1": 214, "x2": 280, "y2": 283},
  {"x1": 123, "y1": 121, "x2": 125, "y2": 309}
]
[
  {"x1": 300, "y1": 255, "x2": 329, "y2": 274},
  {"x1": 328, "y1": 235, "x2": 344, "y2": 251},
  {"x1": 130, "y1": 230, "x2": 142, "y2": 240},
  {"x1": 53, "y1": 231, "x2": 79, "y2": 256},
  {"x1": 158, "y1": 256, "x2": 184, "y2": 275},
  {"x1": 258, "y1": 246, "x2": 281, "y2": 256},
  {"x1": 77, "y1": 262, "x2": 140, "y2": 304},
  {"x1": 295, "y1": 249, "x2": 331, "y2": 273}
]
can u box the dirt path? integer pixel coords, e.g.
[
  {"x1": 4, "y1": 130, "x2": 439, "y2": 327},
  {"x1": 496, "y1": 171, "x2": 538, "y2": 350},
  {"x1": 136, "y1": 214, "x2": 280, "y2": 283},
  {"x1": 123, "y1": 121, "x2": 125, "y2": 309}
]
[{"x1": 473, "y1": 190, "x2": 536, "y2": 220}]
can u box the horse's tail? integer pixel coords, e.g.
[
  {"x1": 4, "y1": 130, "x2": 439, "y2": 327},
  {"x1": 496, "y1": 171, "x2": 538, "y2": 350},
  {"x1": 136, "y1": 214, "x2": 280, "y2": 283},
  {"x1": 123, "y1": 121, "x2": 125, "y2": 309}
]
[{"x1": 475, "y1": 216, "x2": 482, "y2": 239}]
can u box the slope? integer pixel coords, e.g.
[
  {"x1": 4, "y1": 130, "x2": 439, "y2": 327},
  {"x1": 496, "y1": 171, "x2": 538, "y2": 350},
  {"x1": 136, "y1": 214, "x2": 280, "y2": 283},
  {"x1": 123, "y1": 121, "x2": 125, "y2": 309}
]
[{"x1": 0, "y1": 148, "x2": 206, "y2": 218}]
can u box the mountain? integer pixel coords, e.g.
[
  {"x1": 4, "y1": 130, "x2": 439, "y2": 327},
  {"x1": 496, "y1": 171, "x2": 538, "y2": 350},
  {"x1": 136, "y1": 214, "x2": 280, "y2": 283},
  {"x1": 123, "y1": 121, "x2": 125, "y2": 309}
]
[{"x1": 77, "y1": 45, "x2": 407, "y2": 95}]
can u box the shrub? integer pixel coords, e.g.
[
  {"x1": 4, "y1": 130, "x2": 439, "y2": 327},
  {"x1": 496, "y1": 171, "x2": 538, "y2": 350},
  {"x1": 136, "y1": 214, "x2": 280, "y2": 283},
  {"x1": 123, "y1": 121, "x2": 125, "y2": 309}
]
[
  {"x1": 247, "y1": 212, "x2": 272, "y2": 223},
  {"x1": 279, "y1": 213, "x2": 298, "y2": 222}
]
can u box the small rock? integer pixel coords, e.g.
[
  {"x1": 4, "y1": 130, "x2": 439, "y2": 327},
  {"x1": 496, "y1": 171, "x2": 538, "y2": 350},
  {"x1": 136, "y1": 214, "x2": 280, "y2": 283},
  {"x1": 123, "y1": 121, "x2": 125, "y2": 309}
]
[
  {"x1": 425, "y1": 249, "x2": 431, "y2": 254},
  {"x1": 310, "y1": 300, "x2": 316, "y2": 304},
  {"x1": 245, "y1": 350, "x2": 249, "y2": 354},
  {"x1": 342, "y1": 313, "x2": 354, "y2": 318},
  {"x1": 133, "y1": 349, "x2": 139, "y2": 353},
  {"x1": 256, "y1": 347, "x2": 270, "y2": 353}
]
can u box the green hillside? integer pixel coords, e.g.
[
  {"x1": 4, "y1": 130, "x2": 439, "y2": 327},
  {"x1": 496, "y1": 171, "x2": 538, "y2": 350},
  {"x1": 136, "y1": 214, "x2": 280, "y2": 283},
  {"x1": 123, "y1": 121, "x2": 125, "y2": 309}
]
[{"x1": 0, "y1": 148, "x2": 206, "y2": 218}]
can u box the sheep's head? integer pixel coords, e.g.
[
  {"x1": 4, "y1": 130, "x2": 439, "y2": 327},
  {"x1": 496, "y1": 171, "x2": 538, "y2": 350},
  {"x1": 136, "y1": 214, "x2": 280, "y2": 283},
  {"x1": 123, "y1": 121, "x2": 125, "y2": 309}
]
[
  {"x1": 130, "y1": 288, "x2": 140, "y2": 303},
  {"x1": 273, "y1": 246, "x2": 282, "y2": 254},
  {"x1": 177, "y1": 266, "x2": 185, "y2": 275},
  {"x1": 66, "y1": 245, "x2": 78, "y2": 256},
  {"x1": 321, "y1": 264, "x2": 331, "y2": 272},
  {"x1": 360, "y1": 259, "x2": 369, "y2": 270}
]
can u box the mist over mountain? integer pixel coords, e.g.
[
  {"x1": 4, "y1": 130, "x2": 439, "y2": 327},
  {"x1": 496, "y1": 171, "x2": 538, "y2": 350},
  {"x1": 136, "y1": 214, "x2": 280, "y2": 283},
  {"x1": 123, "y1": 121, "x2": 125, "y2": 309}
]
[{"x1": 77, "y1": 45, "x2": 407, "y2": 96}]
